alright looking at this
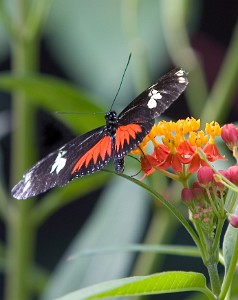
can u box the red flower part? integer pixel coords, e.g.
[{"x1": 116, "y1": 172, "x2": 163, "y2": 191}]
[
  {"x1": 140, "y1": 155, "x2": 156, "y2": 179},
  {"x1": 171, "y1": 154, "x2": 183, "y2": 172},
  {"x1": 176, "y1": 141, "x2": 195, "y2": 164},
  {"x1": 188, "y1": 152, "x2": 203, "y2": 173},
  {"x1": 221, "y1": 124, "x2": 238, "y2": 149},
  {"x1": 197, "y1": 166, "x2": 215, "y2": 185},
  {"x1": 154, "y1": 144, "x2": 170, "y2": 161},
  {"x1": 229, "y1": 214, "x2": 238, "y2": 228},
  {"x1": 214, "y1": 169, "x2": 230, "y2": 188},
  {"x1": 181, "y1": 188, "x2": 194, "y2": 203},
  {"x1": 227, "y1": 165, "x2": 238, "y2": 185},
  {"x1": 192, "y1": 181, "x2": 201, "y2": 189},
  {"x1": 153, "y1": 145, "x2": 172, "y2": 170},
  {"x1": 203, "y1": 143, "x2": 224, "y2": 162},
  {"x1": 155, "y1": 156, "x2": 172, "y2": 170}
]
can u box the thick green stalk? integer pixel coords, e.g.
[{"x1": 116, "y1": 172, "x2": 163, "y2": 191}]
[
  {"x1": 5, "y1": 1, "x2": 39, "y2": 299},
  {"x1": 200, "y1": 20, "x2": 238, "y2": 125},
  {"x1": 207, "y1": 262, "x2": 221, "y2": 296}
]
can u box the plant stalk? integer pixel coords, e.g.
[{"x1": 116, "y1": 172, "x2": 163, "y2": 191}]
[
  {"x1": 5, "y1": 0, "x2": 39, "y2": 299},
  {"x1": 207, "y1": 262, "x2": 221, "y2": 296}
]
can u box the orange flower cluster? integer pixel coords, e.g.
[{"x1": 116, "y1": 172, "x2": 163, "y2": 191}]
[{"x1": 132, "y1": 118, "x2": 224, "y2": 178}]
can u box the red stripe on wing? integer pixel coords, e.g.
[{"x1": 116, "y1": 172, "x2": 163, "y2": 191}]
[
  {"x1": 115, "y1": 124, "x2": 142, "y2": 152},
  {"x1": 72, "y1": 136, "x2": 112, "y2": 173}
]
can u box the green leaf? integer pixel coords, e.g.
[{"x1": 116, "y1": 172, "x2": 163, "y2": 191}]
[
  {"x1": 223, "y1": 190, "x2": 238, "y2": 271},
  {"x1": 223, "y1": 225, "x2": 238, "y2": 272},
  {"x1": 76, "y1": 244, "x2": 200, "y2": 258},
  {"x1": 56, "y1": 271, "x2": 214, "y2": 300},
  {"x1": 0, "y1": 73, "x2": 104, "y2": 132},
  {"x1": 221, "y1": 193, "x2": 238, "y2": 300}
]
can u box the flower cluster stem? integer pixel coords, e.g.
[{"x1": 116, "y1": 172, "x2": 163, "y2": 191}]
[{"x1": 207, "y1": 262, "x2": 221, "y2": 296}]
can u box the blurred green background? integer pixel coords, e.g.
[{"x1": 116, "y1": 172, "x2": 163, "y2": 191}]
[{"x1": 0, "y1": 0, "x2": 238, "y2": 299}]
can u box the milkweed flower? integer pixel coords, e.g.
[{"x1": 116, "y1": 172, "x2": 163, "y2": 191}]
[
  {"x1": 132, "y1": 118, "x2": 224, "y2": 178},
  {"x1": 132, "y1": 119, "x2": 238, "y2": 227}
]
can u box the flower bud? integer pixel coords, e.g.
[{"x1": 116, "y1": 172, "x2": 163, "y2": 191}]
[
  {"x1": 191, "y1": 181, "x2": 205, "y2": 200},
  {"x1": 214, "y1": 169, "x2": 230, "y2": 189},
  {"x1": 221, "y1": 124, "x2": 238, "y2": 150},
  {"x1": 227, "y1": 165, "x2": 238, "y2": 185},
  {"x1": 181, "y1": 188, "x2": 194, "y2": 204},
  {"x1": 197, "y1": 166, "x2": 214, "y2": 186},
  {"x1": 228, "y1": 214, "x2": 238, "y2": 228}
]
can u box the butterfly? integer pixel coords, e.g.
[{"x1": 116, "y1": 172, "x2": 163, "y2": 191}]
[{"x1": 11, "y1": 68, "x2": 188, "y2": 199}]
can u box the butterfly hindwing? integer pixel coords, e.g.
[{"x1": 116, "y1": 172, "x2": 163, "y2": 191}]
[
  {"x1": 118, "y1": 68, "x2": 188, "y2": 123},
  {"x1": 12, "y1": 126, "x2": 111, "y2": 199},
  {"x1": 114, "y1": 120, "x2": 154, "y2": 158}
]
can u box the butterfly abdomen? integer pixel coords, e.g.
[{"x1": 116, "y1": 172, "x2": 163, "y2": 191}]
[{"x1": 114, "y1": 158, "x2": 125, "y2": 173}]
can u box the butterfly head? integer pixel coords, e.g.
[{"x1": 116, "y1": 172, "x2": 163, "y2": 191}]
[{"x1": 105, "y1": 110, "x2": 118, "y2": 135}]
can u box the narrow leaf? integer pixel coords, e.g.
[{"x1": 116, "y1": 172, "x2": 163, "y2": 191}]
[{"x1": 56, "y1": 271, "x2": 214, "y2": 300}]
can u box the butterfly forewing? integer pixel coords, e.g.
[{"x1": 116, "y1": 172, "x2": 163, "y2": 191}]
[
  {"x1": 118, "y1": 68, "x2": 188, "y2": 123},
  {"x1": 12, "y1": 126, "x2": 110, "y2": 199}
]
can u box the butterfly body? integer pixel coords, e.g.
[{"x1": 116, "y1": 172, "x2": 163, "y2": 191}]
[{"x1": 12, "y1": 68, "x2": 188, "y2": 199}]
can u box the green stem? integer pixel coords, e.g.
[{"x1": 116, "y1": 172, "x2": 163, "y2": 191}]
[
  {"x1": 207, "y1": 262, "x2": 221, "y2": 296},
  {"x1": 121, "y1": 0, "x2": 151, "y2": 92},
  {"x1": 219, "y1": 233, "x2": 238, "y2": 300},
  {"x1": 200, "y1": 20, "x2": 238, "y2": 125},
  {"x1": 6, "y1": 203, "x2": 36, "y2": 300},
  {"x1": 192, "y1": 222, "x2": 207, "y2": 263},
  {"x1": 212, "y1": 218, "x2": 225, "y2": 254},
  {"x1": 0, "y1": 180, "x2": 7, "y2": 221},
  {"x1": 161, "y1": 0, "x2": 209, "y2": 117},
  {"x1": 206, "y1": 189, "x2": 220, "y2": 218},
  {"x1": 5, "y1": 0, "x2": 40, "y2": 299}
]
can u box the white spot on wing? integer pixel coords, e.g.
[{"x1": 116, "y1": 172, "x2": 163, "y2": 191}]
[
  {"x1": 147, "y1": 98, "x2": 157, "y2": 109},
  {"x1": 50, "y1": 151, "x2": 67, "y2": 174},
  {"x1": 175, "y1": 69, "x2": 187, "y2": 84},
  {"x1": 175, "y1": 69, "x2": 184, "y2": 76},
  {"x1": 147, "y1": 89, "x2": 162, "y2": 109},
  {"x1": 178, "y1": 77, "x2": 186, "y2": 83}
]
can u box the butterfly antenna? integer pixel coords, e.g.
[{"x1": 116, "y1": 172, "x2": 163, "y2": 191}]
[
  {"x1": 55, "y1": 111, "x2": 105, "y2": 115},
  {"x1": 109, "y1": 53, "x2": 132, "y2": 111}
]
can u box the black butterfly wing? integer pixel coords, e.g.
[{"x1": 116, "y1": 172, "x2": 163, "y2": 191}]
[
  {"x1": 118, "y1": 68, "x2": 188, "y2": 124},
  {"x1": 113, "y1": 68, "x2": 188, "y2": 158},
  {"x1": 12, "y1": 126, "x2": 112, "y2": 199},
  {"x1": 12, "y1": 68, "x2": 188, "y2": 199}
]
